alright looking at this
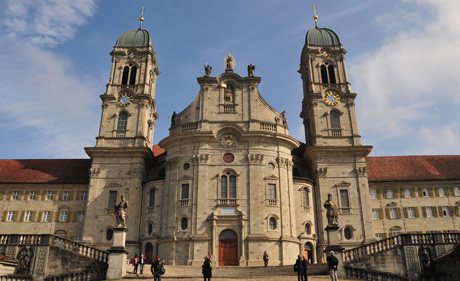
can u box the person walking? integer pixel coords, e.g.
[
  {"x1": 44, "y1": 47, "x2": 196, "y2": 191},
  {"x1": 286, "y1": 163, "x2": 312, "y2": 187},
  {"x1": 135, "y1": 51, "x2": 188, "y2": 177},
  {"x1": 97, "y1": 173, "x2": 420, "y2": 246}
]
[
  {"x1": 294, "y1": 254, "x2": 305, "y2": 281},
  {"x1": 202, "y1": 256, "x2": 212, "y2": 281},
  {"x1": 139, "y1": 254, "x2": 145, "y2": 275},
  {"x1": 326, "y1": 251, "x2": 339, "y2": 281},
  {"x1": 302, "y1": 255, "x2": 308, "y2": 281},
  {"x1": 263, "y1": 251, "x2": 269, "y2": 268},
  {"x1": 133, "y1": 254, "x2": 139, "y2": 275},
  {"x1": 151, "y1": 256, "x2": 165, "y2": 281}
]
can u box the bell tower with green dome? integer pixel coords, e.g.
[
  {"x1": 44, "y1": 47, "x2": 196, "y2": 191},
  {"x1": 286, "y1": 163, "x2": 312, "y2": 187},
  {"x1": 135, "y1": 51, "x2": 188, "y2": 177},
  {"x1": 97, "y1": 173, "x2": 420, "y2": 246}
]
[
  {"x1": 82, "y1": 15, "x2": 159, "y2": 251},
  {"x1": 299, "y1": 11, "x2": 375, "y2": 253}
]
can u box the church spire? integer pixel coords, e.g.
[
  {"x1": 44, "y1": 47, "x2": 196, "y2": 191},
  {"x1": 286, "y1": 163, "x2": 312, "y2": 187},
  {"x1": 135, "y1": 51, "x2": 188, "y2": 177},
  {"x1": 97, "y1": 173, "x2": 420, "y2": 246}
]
[{"x1": 139, "y1": 6, "x2": 145, "y2": 30}]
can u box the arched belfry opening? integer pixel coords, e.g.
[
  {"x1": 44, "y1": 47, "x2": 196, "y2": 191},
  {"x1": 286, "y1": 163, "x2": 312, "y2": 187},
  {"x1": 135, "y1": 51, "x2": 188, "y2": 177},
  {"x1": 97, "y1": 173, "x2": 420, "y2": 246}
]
[{"x1": 218, "y1": 229, "x2": 238, "y2": 266}]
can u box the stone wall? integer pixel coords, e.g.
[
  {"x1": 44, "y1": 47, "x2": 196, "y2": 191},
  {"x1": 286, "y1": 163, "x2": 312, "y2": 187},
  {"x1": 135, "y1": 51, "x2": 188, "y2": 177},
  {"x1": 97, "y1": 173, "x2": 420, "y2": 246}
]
[{"x1": 47, "y1": 247, "x2": 107, "y2": 276}]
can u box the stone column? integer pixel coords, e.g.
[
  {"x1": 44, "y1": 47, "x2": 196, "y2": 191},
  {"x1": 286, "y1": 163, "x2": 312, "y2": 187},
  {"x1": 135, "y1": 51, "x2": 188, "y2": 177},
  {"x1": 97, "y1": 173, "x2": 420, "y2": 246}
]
[
  {"x1": 324, "y1": 225, "x2": 345, "y2": 278},
  {"x1": 106, "y1": 227, "x2": 129, "y2": 280}
]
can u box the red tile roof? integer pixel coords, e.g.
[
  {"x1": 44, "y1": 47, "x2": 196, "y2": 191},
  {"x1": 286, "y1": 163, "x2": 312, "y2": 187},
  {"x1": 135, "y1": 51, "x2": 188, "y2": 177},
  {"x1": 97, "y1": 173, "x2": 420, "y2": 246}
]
[
  {"x1": 152, "y1": 144, "x2": 166, "y2": 157},
  {"x1": 0, "y1": 159, "x2": 91, "y2": 184},
  {"x1": 0, "y1": 253, "x2": 17, "y2": 263},
  {"x1": 366, "y1": 155, "x2": 460, "y2": 182}
]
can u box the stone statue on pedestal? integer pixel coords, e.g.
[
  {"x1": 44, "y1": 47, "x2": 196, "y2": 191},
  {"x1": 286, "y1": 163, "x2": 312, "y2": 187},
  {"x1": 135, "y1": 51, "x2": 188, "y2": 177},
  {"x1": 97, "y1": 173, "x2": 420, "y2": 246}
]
[
  {"x1": 204, "y1": 63, "x2": 212, "y2": 77},
  {"x1": 324, "y1": 193, "x2": 339, "y2": 226},
  {"x1": 113, "y1": 194, "x2": 129, "y2": 228}
]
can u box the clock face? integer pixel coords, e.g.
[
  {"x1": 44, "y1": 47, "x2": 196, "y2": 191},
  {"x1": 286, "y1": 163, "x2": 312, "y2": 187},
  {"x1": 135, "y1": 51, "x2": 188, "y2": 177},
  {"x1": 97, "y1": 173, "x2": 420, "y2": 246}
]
[
  {"x1": 323, "y1": 91, "x2": 340, "y2": 106},
  {"x1": 117, "y1": 93, "x2": 133, "y2": 107}
]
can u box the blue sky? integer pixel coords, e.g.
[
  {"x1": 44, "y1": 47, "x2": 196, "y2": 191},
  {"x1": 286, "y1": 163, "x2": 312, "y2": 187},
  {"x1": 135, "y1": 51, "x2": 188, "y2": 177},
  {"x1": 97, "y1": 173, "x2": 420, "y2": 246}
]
[{"x1": 0, "y1": 0, "x2": 459, "y2": 159}]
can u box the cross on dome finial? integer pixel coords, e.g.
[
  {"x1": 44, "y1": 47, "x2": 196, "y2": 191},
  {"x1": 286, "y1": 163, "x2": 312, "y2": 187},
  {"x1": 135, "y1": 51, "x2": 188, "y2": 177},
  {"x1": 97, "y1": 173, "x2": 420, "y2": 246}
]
[
  {"x1": 139, "y1": 7, "x2": 146, "y2": 30},
  {"x1": 311, "y1": 4, "x2": 319, "y2": 27}
]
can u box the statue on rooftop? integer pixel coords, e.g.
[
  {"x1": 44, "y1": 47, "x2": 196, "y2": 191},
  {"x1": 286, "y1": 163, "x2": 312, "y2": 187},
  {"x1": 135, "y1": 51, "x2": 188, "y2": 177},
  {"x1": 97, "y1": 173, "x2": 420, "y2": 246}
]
[
  {"x1": 204, "y1": 63, "x2": 212, "y2": 77},
  {"x1": 248, "y1": 64, "x2": 256, "y2": 77}
]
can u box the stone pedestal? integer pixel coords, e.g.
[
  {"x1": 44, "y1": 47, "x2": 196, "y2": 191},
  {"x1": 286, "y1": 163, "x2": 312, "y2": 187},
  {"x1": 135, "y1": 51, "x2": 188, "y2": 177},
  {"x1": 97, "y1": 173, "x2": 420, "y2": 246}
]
[
  {"x1": 324, "y1": 225, "x2": 345, "y2": 278},
  {"x1": 106, "y1": 227, "x2": 129, "y2": 280}
]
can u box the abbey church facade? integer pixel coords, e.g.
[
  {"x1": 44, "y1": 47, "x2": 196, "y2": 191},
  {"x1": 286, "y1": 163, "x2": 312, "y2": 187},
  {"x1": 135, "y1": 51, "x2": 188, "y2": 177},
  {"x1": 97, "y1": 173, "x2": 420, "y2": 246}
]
[{"x1": 1, "y1": 20, "x2": 460, "y2": 267}]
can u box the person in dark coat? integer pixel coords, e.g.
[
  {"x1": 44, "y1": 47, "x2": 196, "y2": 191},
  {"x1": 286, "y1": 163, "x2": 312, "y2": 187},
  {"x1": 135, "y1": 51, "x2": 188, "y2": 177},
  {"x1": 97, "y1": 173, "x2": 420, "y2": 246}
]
[
  {"x1": 151, "y1": 256, "x2": 164, "y2": 281},
  {"x1": 202, "y1": 256, "x2": 212, "y2": 281},
  {"x1": 294, "y1": 254, "x2": 305, "y2": 281},
  {"x1": 133, "y1": 254, "x2": 139, "y2": 275},
  {"x1": 302, "y1": 255, "x2": 308, "y2": 281},
  {"x1": 326, "y1": 251, "x2": 339, "y2": 281},
  {"x1": 263, "y1": 251, "x2": 269, "y2": 267}
]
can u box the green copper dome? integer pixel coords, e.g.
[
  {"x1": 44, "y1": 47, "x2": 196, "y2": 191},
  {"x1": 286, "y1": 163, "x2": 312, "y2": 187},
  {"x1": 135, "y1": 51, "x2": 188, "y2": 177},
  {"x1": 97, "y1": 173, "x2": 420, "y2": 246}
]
[
  {"x1": 305, "y1": 27, "x2": 341, "y2": 46},
  {"x1": 115, "y1": 29, "x2": 152, "y2": 48}
]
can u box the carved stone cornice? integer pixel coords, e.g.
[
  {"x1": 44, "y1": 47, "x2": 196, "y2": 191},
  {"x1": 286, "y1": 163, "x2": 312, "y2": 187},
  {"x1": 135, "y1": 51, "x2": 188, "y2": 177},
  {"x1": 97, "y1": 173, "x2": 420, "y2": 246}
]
[
  {"x1": 248, "y1": 154, "x2": 264, "y2": 164},
  {"x1": 89, "y1": 168, "x2": 101, "y2": 177},
  {"x1": 128, "y1": 168, "x2": 145, "y2": 179},
  {"x1": 356, "y1": 167, "x2": 368, "y2": 177},
  {"x1": 193, "y1": 154, "x2": 209, "y2": 164},
  {"x1": 277, "y1": 157, "x2": 293, "y2": 170},
  {"x1": 315, "y1": 167, "x2": 328, "y2": 177}
]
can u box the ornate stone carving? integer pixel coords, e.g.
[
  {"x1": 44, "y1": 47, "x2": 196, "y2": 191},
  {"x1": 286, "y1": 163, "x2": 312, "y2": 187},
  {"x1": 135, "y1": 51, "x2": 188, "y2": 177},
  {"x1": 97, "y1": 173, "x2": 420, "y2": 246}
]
[
  {"x1": 248, "y1": 154, "x2": 264, "y2": 164},
  {"x1": 356, "y1": 167, "x2": 367, "y2": 176},
  {"x1": 315, "y1": 167, "x2": 328, "y2": 177},
  {"x1": 34, "y1": 247, "x2": 47, "y2": 273},
  {"x1": 166, "y1": 158, "x2": 179, "y2": 171},
  {"x1": 193, "y1": 154, "x2": 210, "y2": 164},
  {"x1": 89, "y1": 168, "x2": 101, "y2": 177},
  {"x1": 324, "y1": 193, "x2": 339, "y2": 226},
  {"x1": 219, "y1": 134, "x2": 237, "y2": 150},
  {"x1": 16, "y1": 247, "x2": 33, "y2": 275},
  {"x1": 277, "y1": 157, "x2": 293, "y2": 170},
  {"x1": 128, "y1": 168, "x2": 145, "y2": 178},
  {"x1": 111, "y1": 194, "x2": 129, "y2": 228}
]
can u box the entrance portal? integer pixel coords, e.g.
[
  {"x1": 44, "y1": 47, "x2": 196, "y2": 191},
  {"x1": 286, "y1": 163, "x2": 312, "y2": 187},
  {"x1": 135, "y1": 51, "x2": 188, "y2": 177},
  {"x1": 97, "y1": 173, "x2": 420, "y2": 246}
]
[
  {"x1": 304, "y1": 242, "x2": 314, "y2": 264},
  {"x1": 219, "y1": 229, "x2": 238, "y2": 266},
  {"x1": 145, "y1": 242, "x2": 153, "y2": 264}
]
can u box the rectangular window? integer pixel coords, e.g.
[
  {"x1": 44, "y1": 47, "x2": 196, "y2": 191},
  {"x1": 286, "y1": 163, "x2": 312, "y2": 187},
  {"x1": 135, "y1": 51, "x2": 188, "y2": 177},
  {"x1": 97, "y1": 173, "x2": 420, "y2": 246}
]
[
  {"x1": 77, "y1": 211, "x2": 85, "y2": 222},
  {"x1": 408, "y1": 207, "x2": 416, "y2": 218},
  {"x1": 422, "y1": 188, "x2": 430, "y2": 197},
  {"x1": 29, "y1": 191, "x2": 36, "y2": 200},
  {"x1": 108, "y1": 191, "x2": 118, "y2": 209},
  {"x1": 12, "y1": 191, "x2": 19, "y2": 200},
  {"x1": 80, "y1": 191, "x2": 88, "y2": 201},
  {"x1": 181, "y1": 184, "x2": 190, "y2": 200},
  {"x1": 268, "y1": 184, "x2": 277, "y2": 199},
  {"x1": 372, "y1": 209, "x2": 380, "y2": 219},
  {"x1": 302, "y1": 189, "x2": 309, "y2": 207},
  {"x1": 389, "y1": 208, "x2": 398, "y2": 219},
  {"x1": 404, "y1": 188, "x2": 412, "y2": 198},
  {"x1": 63, "y1": 191, "x2": 71, "y2": 201},
  {"x1": 43, "y1": 211, "x2": 50, "y2": 222},
  {"x1": 369, "y1": 189, "x2": 377, "y2": 199},
  {"x1": 454, "y1": 187, "x2": 460, "y2": 196},
  {"x1": 74, "y1": 236, "x2": 81, "y2": 242},
  {"x1": 59, "y1": 211, "x2": 68, "y2": 222},
  {"x1": 24, "y1": 211, "x2": 33, "y2": 222},
  {"x1": 7, "y1": 211, "x2": 15, "y2": 221},
  {"x1": 340, "y1": 190, "x2": 350, "y2": 208},
  {"x1": 387, "y1": 189, "x2": 394, "y2": 198},
  {"x1": 442, "y1": 206, "x2": 451, "y2": 216},
  {"x1": 426, "y1": 207, "x2": 434, "y2": 217},
  {"x1": 375, "y1": 233, "x2": 383, "y2": 241},
  {"x1": 438, "y1": 187, "x2": 446, "y2": 197},
  {"x1": 47, "y1": 191, "x2": 54, "y2": 200}
]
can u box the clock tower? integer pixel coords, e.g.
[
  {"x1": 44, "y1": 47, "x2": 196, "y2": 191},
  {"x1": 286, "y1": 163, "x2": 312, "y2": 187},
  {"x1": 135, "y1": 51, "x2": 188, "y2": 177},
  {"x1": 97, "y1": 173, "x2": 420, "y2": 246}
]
[
  {"x1": 82, "y1": 19, "x2": 159, "y2": 250},
  {"x1": 298, "y1": 14, "x2": 375, "y2": 252}
]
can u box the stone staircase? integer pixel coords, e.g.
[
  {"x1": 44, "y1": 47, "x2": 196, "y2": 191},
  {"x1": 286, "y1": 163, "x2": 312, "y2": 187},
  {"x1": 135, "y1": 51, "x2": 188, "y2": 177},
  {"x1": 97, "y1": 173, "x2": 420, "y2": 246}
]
[{"x1": 124, "y1": 264, "x2": 329, "y2": 279}]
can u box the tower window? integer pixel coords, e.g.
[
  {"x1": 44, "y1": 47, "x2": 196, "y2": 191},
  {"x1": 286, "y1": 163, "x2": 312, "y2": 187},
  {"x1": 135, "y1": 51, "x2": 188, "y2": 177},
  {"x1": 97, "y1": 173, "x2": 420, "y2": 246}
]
[
  {"x1": 122, "y1": 66, "x2": 129, "y2": 85},
  {"x1": 328, "y1": 65, "x2": 336, "y2": 83},
  {"x1": 181, "y1": 217, "x2": 188, "y2": 230},
  {"x1": 321, "y1": 65, "x2": 328, "y2": 83},
  {"x1": 340, "y1": 190, "x2": 350, "y2": 208},
  {"x1": 181, "y1": 184, "x2": 190, "y2": 199},
  {"x1": 320, "y1": 64, "x2": 336, "y2": 84},
  {"x1": 330, "y1": 111, "x2": 341, "y2": 129},
  {"x1": 108, "y1": 190, "x2": 118, "y2": 209},
  {"x1": 269, "y1": 217, "x2": 277, "y2": 230},
  {"x1": 117, "y1": 112, "x2": 128, "y2": 135},
  {"x1": 121, "y1": 65, "x2": 138, "y2": 85},
  {"x1": 129, "y1": 66, "x2": 137, "y2": 85},
  {"x1": 302, "y1": 188, "x2": 310, "y2": 207},
  {"x1": 149, "y1": 188, "x2": 155, "y2": 207},
  {"x1": 305, "y1": 223, "x2": 312, "y2": 234}
]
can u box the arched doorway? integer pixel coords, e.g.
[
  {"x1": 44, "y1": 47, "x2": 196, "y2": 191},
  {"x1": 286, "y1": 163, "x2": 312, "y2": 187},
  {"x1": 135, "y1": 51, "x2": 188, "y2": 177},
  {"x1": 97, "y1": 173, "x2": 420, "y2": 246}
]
[
  {"x1": 219, "y1": 229, "x2": 238, "y2": 266},
  {"x1": 145, "y1": 242, "x2": 154, "y2": 264},
  {"x1": 304, "y1": 242, "x2": 314, "y2": 264}
]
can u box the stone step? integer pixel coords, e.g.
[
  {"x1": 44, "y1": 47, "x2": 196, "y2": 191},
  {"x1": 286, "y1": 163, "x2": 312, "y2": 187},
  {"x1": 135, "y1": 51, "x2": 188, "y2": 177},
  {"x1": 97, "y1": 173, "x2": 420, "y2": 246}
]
[{"x1": 127, "y1": 264, "x2": 329, "y2": 278}]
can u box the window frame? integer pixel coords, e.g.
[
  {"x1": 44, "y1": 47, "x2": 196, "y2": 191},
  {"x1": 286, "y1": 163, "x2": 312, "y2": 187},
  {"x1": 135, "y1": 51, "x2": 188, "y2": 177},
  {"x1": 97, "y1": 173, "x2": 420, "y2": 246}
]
[
  {"x1": 77, "y1": 211, "x2": 85, "y2": 222},
  {"x1": 339, "y1": 189, "x2": 350, "y2": 208},
  {"x1": 389, "y1": 208, "x2": 398, "y2": 219},
  {"x1": 372, "y1": 209, "x2": 380, "y2": 219},
  {"x1": 42, "y1": 211, "x2": 50, "y2": 222},
  {"x1": 408, "y1": 207, "x2": 416, "y2": 218},
  {"x1": 268, "y1": 183, "x2": 277, "y2": 200},
  {"x1": 80, "y1": 191, "x2": 88, "y2": 201},
  {"x1": 404, "y1": 188, "x2": 412, "y2": 198},
  {"x1": 454, "y1": 187, "x2": 460, "y2": 196},
  {"x1": 59, "y1": 211, "x2": 68, "y2": 222},
  {"x1": 438, "y1": 187, "x2": 446, "y2": 197},
  {"x1": 181, "y1": 183, "x2": 190, "y2": 200},
  {"x1": 422, "y1": 188, "x2": 430, "y2": 197},
  {"x1": 386, "y1": 189, "x2": 395, "y2": 199},
  {"x1": 426, "y1": 207, "x2": 434, "y2": 217},
  {"x1": 7, "y1": 211, "x2": 15, "y2": 222},
  {"x1": 24, "y1": 211, "x2": 33, "y2": 222},
  {"x1": 47, "y1": 191, "x2": 54, "y2": 200},
  {"x1": 442, "y1": 206, "x2": 451, "y2": 216},
  {"x1": 12, "y1": 191, "x2": 19, "y2": 200},
  {"x1": 63, "y1": 191, "x2": 71, "y2": 201},
  {"x1": 369, "y1": 189, "x2": 377, "y2": 199},
  {"x1": 29, "y1": 191, "x2": 36, "y2": 200},
  {"x1": 269, "y1": 217, "x2": 277, "y2": 230}
]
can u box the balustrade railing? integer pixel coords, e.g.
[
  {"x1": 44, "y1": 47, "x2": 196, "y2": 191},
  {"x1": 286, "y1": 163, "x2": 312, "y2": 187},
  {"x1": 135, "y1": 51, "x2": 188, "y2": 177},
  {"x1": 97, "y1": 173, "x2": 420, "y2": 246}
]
[
  {"x1": 266, "y1": 199, "x2": 278, "y2": 207},
  {"x1": 260, "y1": 122, "x2": 276, "y2": 132},
  {"x1": 182, "y1": 122, "x2": 198, "y2": 132},
  {"x1": 218, "y1": 199, "x2": 237, "y2": 206},
  {"x1": 342, "y1": 232, "x2": 460, "y2": 263},
  {"x1": 222, "y1": 105, "x2": 235, "y2": 113},
  {"x1": 345, "y1": 266, "x2": 409, "y2": 281},
  {"x1": 179, "y1": 199, "x2": 189, "y2": 206},
  {"x1": 330, "y1": 129, "x2": 342, "y2": 136}
]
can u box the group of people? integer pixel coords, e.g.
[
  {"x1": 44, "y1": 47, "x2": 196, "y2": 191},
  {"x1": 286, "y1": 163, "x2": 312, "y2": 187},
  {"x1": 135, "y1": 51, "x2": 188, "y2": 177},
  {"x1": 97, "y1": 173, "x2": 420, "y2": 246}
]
[
  {"x1": 130, "y1": 254, "x2": 145, "y2": 275},
  {"x1": 294, "y1": 255, "x2": 309, "y2": 281}
]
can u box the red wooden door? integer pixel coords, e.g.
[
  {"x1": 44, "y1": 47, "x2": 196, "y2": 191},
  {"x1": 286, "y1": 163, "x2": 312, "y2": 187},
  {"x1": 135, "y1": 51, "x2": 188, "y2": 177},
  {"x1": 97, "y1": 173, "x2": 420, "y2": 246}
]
[{"x1": 219, "y1": 239, "x2": 238, "y2": 266}]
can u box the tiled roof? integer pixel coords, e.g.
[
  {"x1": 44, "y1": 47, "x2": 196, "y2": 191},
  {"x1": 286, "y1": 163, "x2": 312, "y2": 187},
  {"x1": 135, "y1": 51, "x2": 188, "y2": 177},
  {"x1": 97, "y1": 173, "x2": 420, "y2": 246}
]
[
  {"x1": 152, "y1": 144, "x2": 166, "y2": 157},
  {"x1": 366, "y1": 155, "x2": 460, "y2": 182},
  {"x1": 0, "y1": 159, "x2": 91, "y2": 184}
]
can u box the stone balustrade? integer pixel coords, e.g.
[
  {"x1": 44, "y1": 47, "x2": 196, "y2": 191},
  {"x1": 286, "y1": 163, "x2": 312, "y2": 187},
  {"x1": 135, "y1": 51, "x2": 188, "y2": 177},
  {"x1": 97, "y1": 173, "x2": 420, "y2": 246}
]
[
  {"x1": 345, "y1": 266, "x2": 409, "y2": 281},
  {"x1": 43, "y1": 268, "x2": 107, "y2": 281}
]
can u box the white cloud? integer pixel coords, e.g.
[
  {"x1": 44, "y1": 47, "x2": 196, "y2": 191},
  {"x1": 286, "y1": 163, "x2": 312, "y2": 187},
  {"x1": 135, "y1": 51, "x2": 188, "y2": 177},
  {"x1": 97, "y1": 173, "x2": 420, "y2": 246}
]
[{"x1": 351, "y1": 0, "x2": 460, "y2": 154}]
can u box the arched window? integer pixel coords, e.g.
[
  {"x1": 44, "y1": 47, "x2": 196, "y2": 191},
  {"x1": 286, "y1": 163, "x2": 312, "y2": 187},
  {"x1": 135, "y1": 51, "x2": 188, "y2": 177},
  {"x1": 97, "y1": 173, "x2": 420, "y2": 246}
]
[
  {"x1": 320, "y1": 65, "x2": 328, "y2": 83},
  {"x1": 149, "y1": 188, "x2": 155, "y2": 207},
  {"x1": 269, "y1": 217, "x2": 277, "y2": 230},
  {"x1": 344, "y1": 227, "x2": 353, "y2": 240},
  {"x1": 328, "y1": 65, "x2": 336, "y2": 83},
  {"x1": 181, "y1": 217, "x2": 188, "y2": 230},
  {"x1": 305, "y1": 223, "x2": 312, "y2": 234},
  {"x1": 148, "y1": 223, "x2": 153, "y2": 235},
  {"x1": 121, "y1": 67, "x2": 130, "y2": 85},
  {"x1": 106, "y1": 229, "x2": 113, "y2": 241},
  {"x1": 221, "y1": 173, "x2": 236, "y2": 198},
  {"x1": 117, "y1": 112, "x2": 128, "y2": 130},
  {"x1": 302, "y1": 188, "x2": 310, "y2": 207},
  {"x1": 330, "y1": 111, "x2": 340, "y2": 129},
  {"x1": 129, "y1": 66, "x2": 137, "y2": 85}
]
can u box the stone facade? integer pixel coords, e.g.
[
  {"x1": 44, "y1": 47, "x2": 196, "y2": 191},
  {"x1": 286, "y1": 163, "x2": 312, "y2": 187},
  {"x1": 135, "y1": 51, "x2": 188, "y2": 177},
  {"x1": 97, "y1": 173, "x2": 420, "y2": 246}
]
[{"x1": 1, "y1": 22, "x2": 460, "y2": 269}]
